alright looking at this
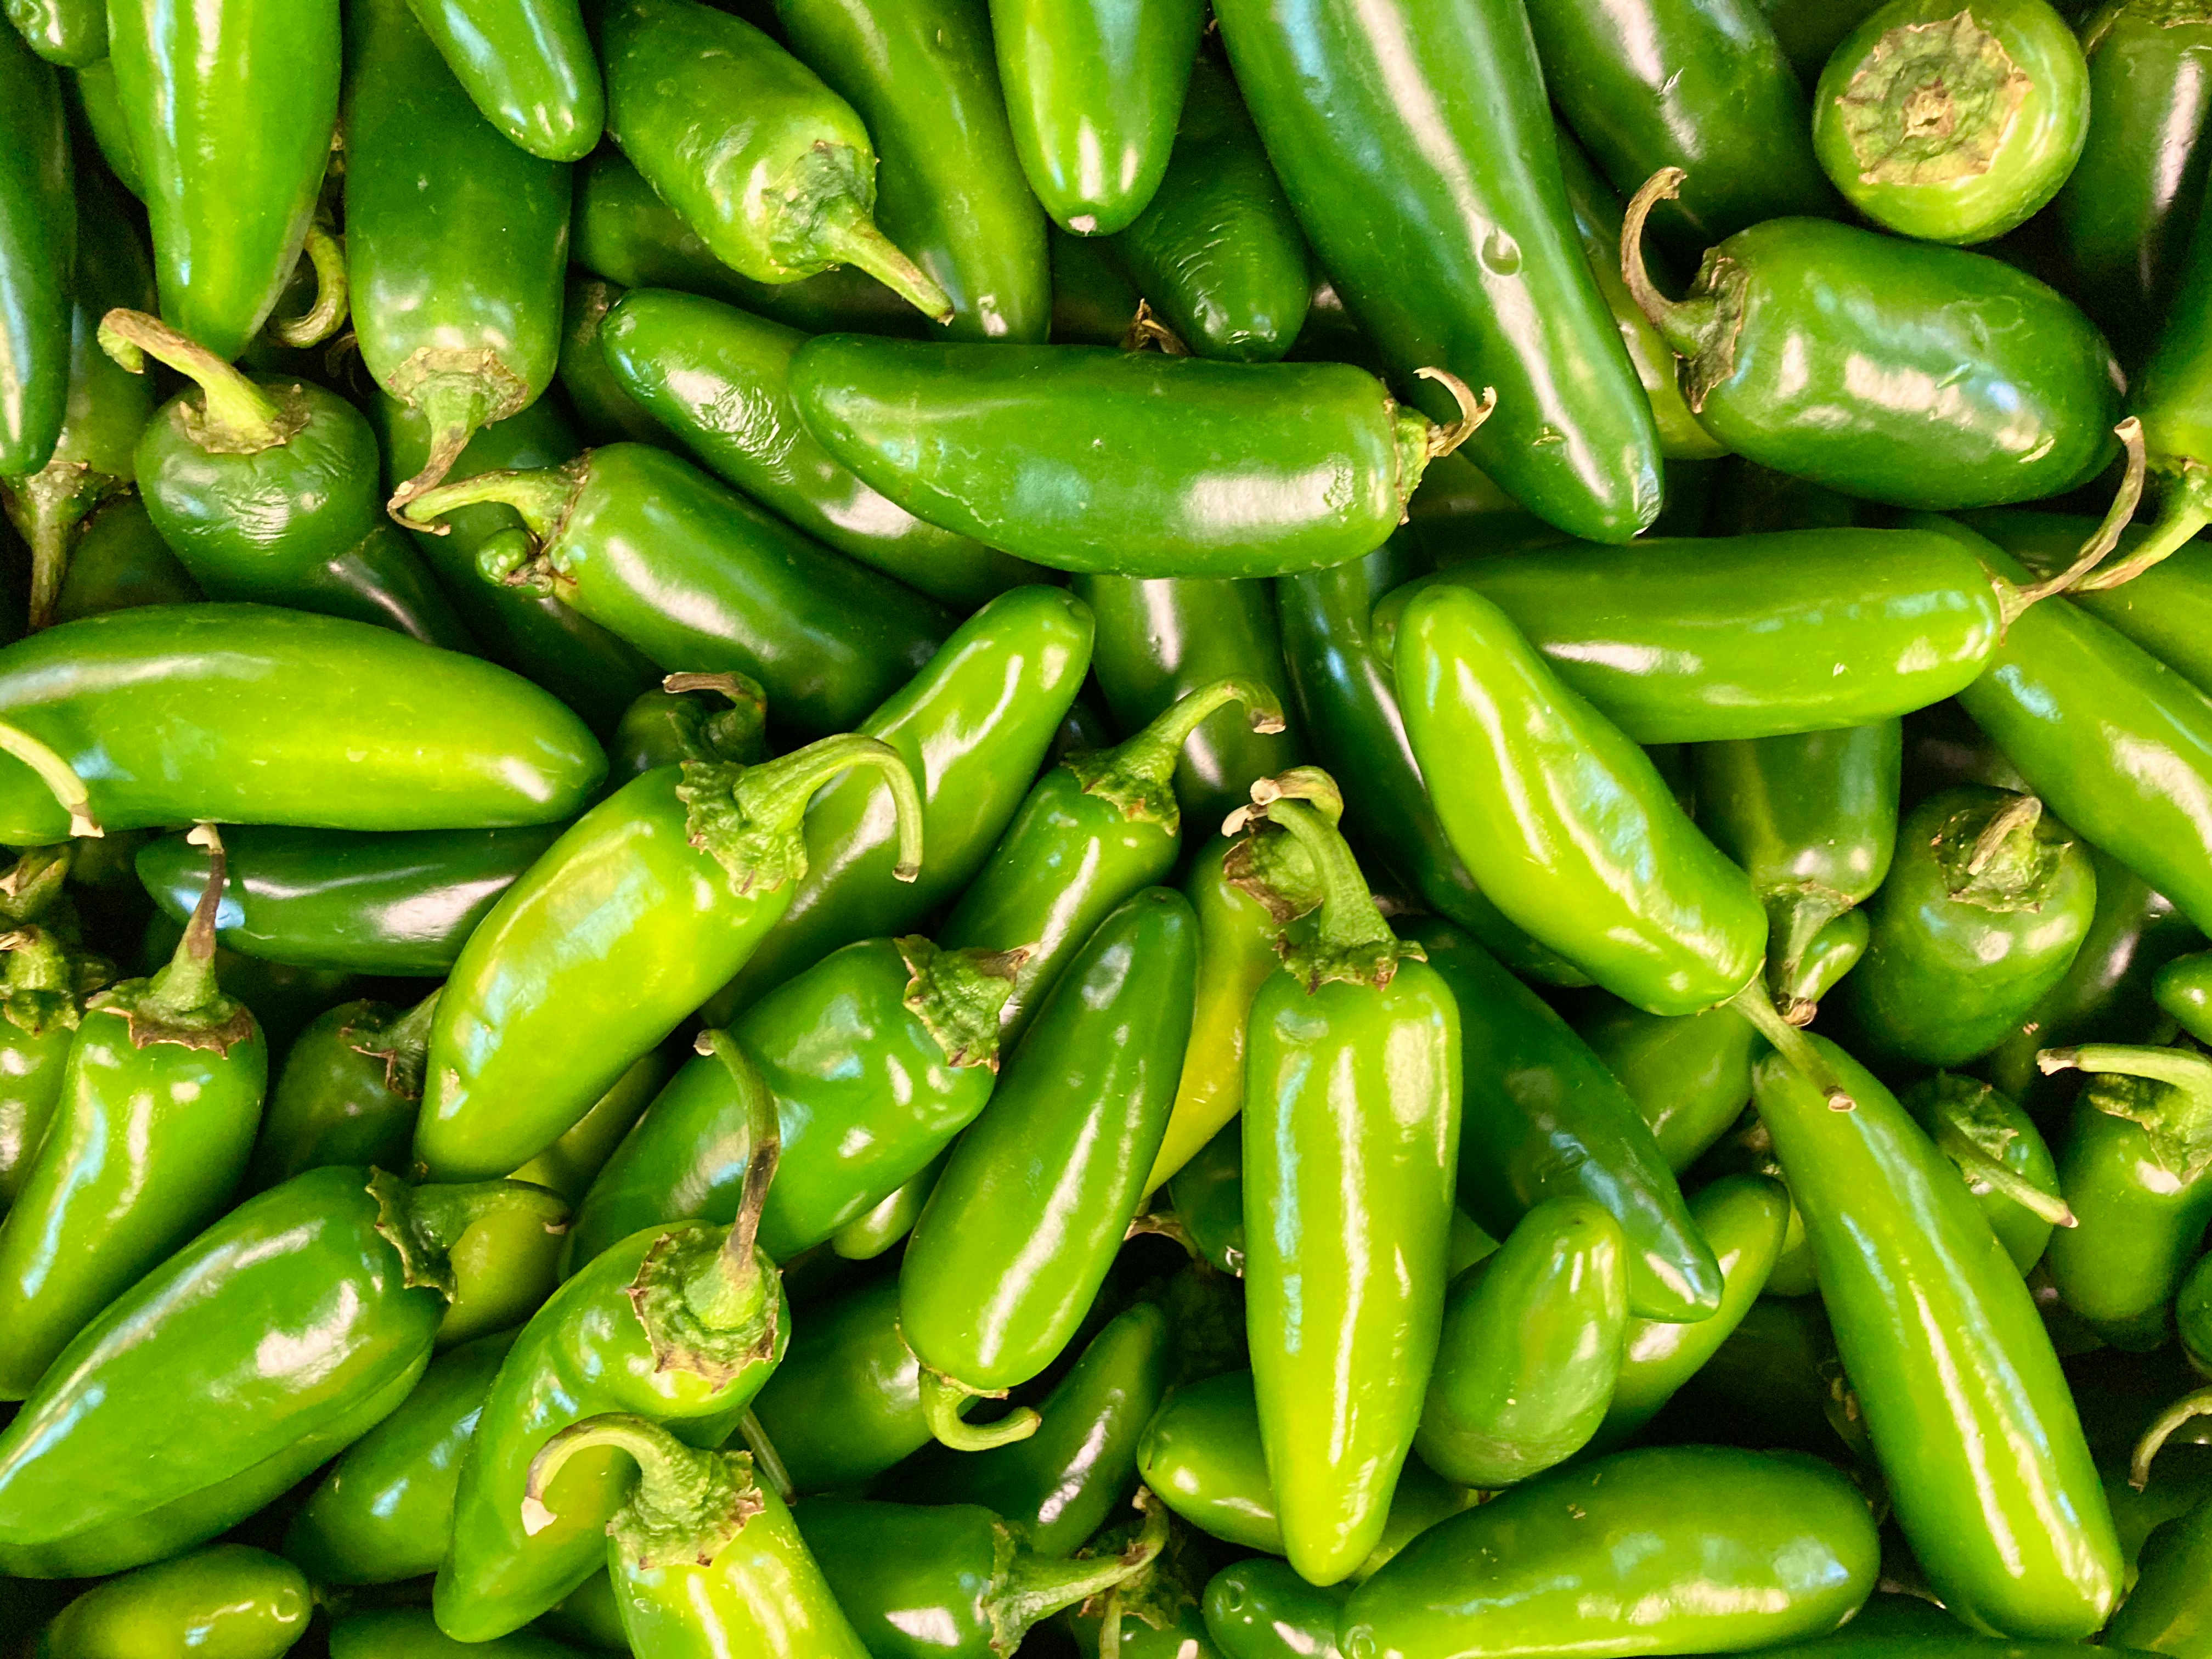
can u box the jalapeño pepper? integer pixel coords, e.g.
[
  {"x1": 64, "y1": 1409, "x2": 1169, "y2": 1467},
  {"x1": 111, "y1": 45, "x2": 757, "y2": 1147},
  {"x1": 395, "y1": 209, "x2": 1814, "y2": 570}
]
[
  {"x1": 2161, "y1": 950, "x2": 2212, "y2": 1043},
  {"x1": 748, "y1": 1274, "x2": 947, "y2": 1492},
  {"x1": 49, "y1": 496, "x2": 201, "y2": 622},
  {"x1": 610, "y1": 672, "x2": 767, "y2": 782},
  {"x1": 0, "y1": 849, "x2": 108, "y2": 1212},
  {"x1": 557, "y1": 274, "x2": 661, "y2": 448},
  {"x1": 1576, "y1": 996, "x2": 1758, "y2": 1174},
  {"x1": 35, "y1": 1545, "x2": 310, "y2": 1659},
  {"x1": 1902, "y1": 1073, "x2": 2071, "y2": 1277},
  {"x1": 247, "y1": 991, "x2": 436, "y2": 1191},
  {"x1": 0, "y1": 27, "x2": 71, "y2": 479},
  {"x1": 403, "y1": 0, "x2": 601, "y2": 161}
]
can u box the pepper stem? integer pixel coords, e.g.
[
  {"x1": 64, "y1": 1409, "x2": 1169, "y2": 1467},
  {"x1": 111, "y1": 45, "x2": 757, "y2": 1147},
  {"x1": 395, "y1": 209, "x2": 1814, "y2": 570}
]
[
  {"x1": 996, "y1": 1491, "x2": 1169, "y2": 1640},
  {"x1": 664, "y1": 672, "x2": 769, "y2": 766},
  {"x1": 371, "y1": 1170, "x2": 570, "y2": 1299},
  {"x1": 810, "y1": 196, "x2": 954, "y2": 324},
  {"x1": 0, "y1": 845, "x2": 71, "y2": 920},
  {"x1": 693, "y1": 733, "x2": 924, "y2": 892},
  {"x1": 2001, "y1": 420, "x2": 2147, "y2": 624},
  {"x1": 2038, "y1": 1043, "x2": 2212, "y2": 1096},
  {"x1": 525, "y1": 1411, "x2": 764, "y2": 1565},
  {"x1": 740, "y1": 1410, "x2": 797, "y2": 1506},
  {"x1": 682, "y1": 1030, "x2": 781, "y2": 1332},
  {"x1": 2133, "y1": 1386, "x2": 2212, "y2": 1490},
  {"x1": 1412, "y1": 368, "x2": 1497, "y2": 460},
  {"x1": 349, "y1": 988, "x2": 442, "y2": 1101},
  {"x1": 97, "y1": 310, "x2": 290, "y2": 451},
  {"x1": 269, "y1": 222, "x2": 350, "y2": 348},
  {"x1": 1729, "y1": 980, "x2": 1855, "y2": 1111},
  {"x1": 899, "y1": 937, "x2": 1026, "y2": 1071},
  {"x1": 1620, "y1": 170, "x2": 1716, "y2": 356},
  {"x1": 1066, "y1": 676, "x2": 1285, "y2": 831},
  {"x1": 387, "y1": 377, "x2": 495, "y2": 526},
  {"x1": 0, "y1": 718, "x2": 99, "y2": 838},
  {"x1": 139, "y1": 822, "x2": 226, "y2": 1018},
  {"x1": 2078, "y1": 455, "x2": 2212, "y2": 594},
  {"x1": 1243, "y1": 774, "x2": 1405, "y2": 990},
  {"x1": 919, "y1": 1367, "x2": 1041, "y2": 1452},
  {"x1": 398, "y1": 460, "x2": 580, "y2": 539},
  {"x1": 1954, "y1": 792, "x2": 2051, "y2": 904},
  {"x1": 1122, "y1": 299, "x2": 1190, "y2": 356},
  {"x1": 1930, "y1": 1119, "x2": 2075, "y2": 1228}
]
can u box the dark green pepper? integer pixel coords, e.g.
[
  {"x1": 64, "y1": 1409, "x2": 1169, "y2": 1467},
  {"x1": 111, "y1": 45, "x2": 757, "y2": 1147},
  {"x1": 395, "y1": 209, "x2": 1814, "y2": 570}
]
[
  {"x1": 1836, "y1": 785, "x2": 2098, "y2": 1069},
  {"x1": 4, "y1": 0, "x2": 99, "y2": 65},
  {"x1": 1051, "y1": 223, "x2": 1143, "y2": 346},
  {"x1": 416, "y1": 734, "x2": 921, "y2": 1181},
  {"x1": 403, "y1": 0, "x2": 601, "y2": 161},
  {"x1": 0, "y1": 848, "x2": 109, "y2": 1212},
  {"x1": 748, "y1": 1273, "x2": 946, "y2": 1492},
  {"x1": 345, "y1": 0, "x2": 571, "y2": 516},
  {"x1": 35, "y1": 1545, "x2": 309, "y2": 1659},
  {"x1": 1902, "y1": 1073, "x2": 2072, "y2": 1277},
  {"x1": 556, "y1": 274, "x2": 661, "y2": 447},
  {"x1": 1575, "y1": 995, "x2": 1758, "y2": 1174},
  {"x1": 902, "y1": 887, "x2": 1196, "y2": 1442},
  {"x1": 0, "y1": 1165, "x2": 562, "y2": 1577},
  {"x1": 65, "y1": 59, "x2": 140, "y2": 199},
  {"x1": 2107, "y1": 1418, "x2": 2212, "y2": 1659},
  {"x1": 610, "y1": 672, "x2": 768, "y2": 782},
  {"x1": 247, "y1": 991, "x2": 436, "y2": 1192},
  {"x1": 49, "y1": 495, "x2": 201, "y2": 622},
  {"x1": 1204, "y1": 1558, "x2": 1347, "y2": 1659},
  {"x1": 1756, "y1": 1594, "x2": 2158, "y2": 1659},
  {"x1": 599, "y1": 0, "x2": 950, "y2": 320},
  {"x1": 1753, "y1": 1036, "x2": 2121, "y2": 1637},
  {"x1": 534, "y1": 1573, "x2": 629, "y2": 1653},
  {"x1": 1213, "y1": 0, "x2": 1663, "y2": 544},
  {"x1": 1662, "y1": 1294, "x2": 1853, "y2": 1459},
  {"x1": 0, "y1": 830, "x2": 264, "y2": 1400},
  {"x1": 792, "y1": 336, "x2": 1489, "y2": 578},
  {"x1": 333, "y1": 1610, "x2": 587, "y2": 1659},
  {"x1": 599, "y1": 287, "x2": 1039, "y2": 608},
  {"x1": 830, "y1": 1149, "x2": 944, "y2": 1260},
  {"x1": 1623, "y1": 172, "x2": 2123, "y2": 509},
  {"x1": 107, "y1": 0, "x2": 338, "y2": 361},
  {"x1": 1108, "y1": 57, "x2": 1310, "y2": 363},
  {"x1": 138, "y1": 825, "x2": 563, "y2": 978},
  {"x1": 0, "y1": 27, "x2": 71, "y2": 479},
  {"x1": 2161, "y1": 949, "x2": 2212, "y2": 1043},
  {"x1": 400, "y1": 442, "x2": 951, "y2": 740}
]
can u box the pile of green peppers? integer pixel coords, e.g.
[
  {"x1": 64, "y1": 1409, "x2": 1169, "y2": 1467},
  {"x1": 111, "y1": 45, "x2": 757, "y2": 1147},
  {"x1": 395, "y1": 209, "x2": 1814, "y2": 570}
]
[{"x1": 15, "y1": 0, "x2": 2212, "y2": 1654}]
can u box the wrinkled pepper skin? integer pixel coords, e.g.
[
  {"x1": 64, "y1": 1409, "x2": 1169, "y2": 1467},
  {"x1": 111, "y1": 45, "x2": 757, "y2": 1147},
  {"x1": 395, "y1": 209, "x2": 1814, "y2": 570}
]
[
  {"x1": 1373, "y1": 530, "x2": 2002, "y2": 745},
  {"x1": 775, "y1": 0, "x2": 1050, "y2": 344},
  {"x1": 1109, "y1": 58, "x2": 1311, "y2": 363},
  {"x1": 107, "y1": 0, "x2": 339, "y2": 362},
  {"x1": 285, "y1": 1329, "x2": 517, "y2": 1585},
  {"x1": 0, "y1": 605, "x2": 601, "y2": 844},
  {"x1": 1395, "y1": 581, "x2": 1764, "y2": 1017},
  {"x1": 1213, "y1": 0, "x2": 1662, "y2": 544},
  {"x1": 1629, "y1": 205, "x2": 2123, "y2": 510},
  {"x1": 748, "y1": 1274, "x2": 942, "y2": 1492},
  {"x1": 1754, "y1": 1037, "x2": 2121, "y2": 1638},
  {"x1": 1576, "y1": 995, "x2": 1757, "y2": 1173},
  {"x1": 1337, "y1": 1447, "x2": 1879, "y2": 1659},
  {"x1": 794, "y1": 337, "x2": 1462, "y2": 579},
  {"x1": 1837, "y1": 785, "x2": 2097, "y2": 1069},
  {"x1": 600, "y1": 288, "x2": 1039, "y2": 608},
  {"x1": 138, "y1": 826, "x2": 563, "y2": 978},
  {"x1": 36, "y1": 1545, "x2": 310, "y2": 1659},
  {"x1": 0, "y1": 29, "x2": 71, "y2": 479},
  {"x1": 404, "y1": 0, "x2": 601, "y2": 161}
]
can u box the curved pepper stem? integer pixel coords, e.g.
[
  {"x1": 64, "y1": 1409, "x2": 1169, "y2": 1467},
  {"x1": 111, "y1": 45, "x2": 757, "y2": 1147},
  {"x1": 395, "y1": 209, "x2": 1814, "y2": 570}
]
[
  {"x1": 807, "y1": 193, "x2": 954, "y2": 324},
  {"x1": 2038, "y1": 1043, "x2": 2212, "y2": 1096},
  {"x1": 663, "y1": 672, "x2": 769, "y2": 764},
  {"x1": 683, "y1": 1030, "x2": 782, "y2": 1333},
  {"x1": 97, "y1": 309, "x2": 297, "y2": 453},
  {"x1": 371, "y1": 1170, "x2": 571, "y2": 1300},
  {"x1": 899, "y1": 937, "x2": 1026, "y2": 1071},
  {"x1": 1997, "y1": 420, "x2": 2147, "y2": 627},
  {"x1": 399, "y1": 458, "x2": 582, "y2": 538},
  {"x1": 1231, "y1": 770, "x2": 1406, "y2": 991},
  {"x1": 1065, "y1": 676, "x2": 1286, "y2": 831},
  {"x1": 918, "y1": 1367, "x2": 1042, "y2": 1452},
  {"x1": 1412, "y1": 368, "x2": 1497, "y2": 460},
  {"x1": 349, "y1": 988, "x2": 442, "y2": 1101},
  {"x1": 138, "y1": 822, "x2": 227, "y2": 1019},
  {"x1": 386, "y1": 376, "x2": 499, "y2": 526},
  {"x1": 692, "y1": 732, "x2": 925, "y2": 892},
  {"x1": 1729, "y1": 980, "x2": 1855, "y2": 1111},
  {"x1": 2077, "y1": 431, "x2": 2212, "y2": 595},
  {"x1": 1620, "y1": 170, "x2": 1719, "y2": 358},
  {"x1": 2134, "y1": 1386, "x2": 2212, "y2": 1491},
  {"x1": 1911, "y1": 1073, "x2": 2075, "y2": 1228},
  {"x1": 996, "y1": 1489, "x2": 1170, "y2": 1641},
  {"x1": 2041, "y1": 1043, "x2": 2212, "y2": 1182},
  {"x1": 526, "y1": 1411, "x2": 765, "y2": 1563},
  {"x1": 0, "y1": 718, "x2": 99, "y2": 839},
  {"x1": 269, "y1": 221, "x2": 351, "y2": 349}
]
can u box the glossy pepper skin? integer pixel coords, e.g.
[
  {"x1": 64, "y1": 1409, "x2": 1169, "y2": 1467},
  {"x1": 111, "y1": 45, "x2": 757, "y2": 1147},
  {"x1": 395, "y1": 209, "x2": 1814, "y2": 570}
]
[
  {"x1": 1527, "y1": 0, "x2": 1831, "y2": 255},
  {"x1": 1394, "y1": 580, "x2": 1765, "y2": 1017},
  {"x1": 285, "y1": 1329, "x2": 517, "y2": 1584},
  {"x1": 1577, "y1": 995, "x2": 1758, "y2": 1173},
  {"x1": 1204, "y1": 1559, "x2": 1347, "y2": 1659},
  {"x1": 402, "y1": 443, "x2": 950, "y2": 741},
  {"x1": 902, "y1": 888, "x2": 1197, "y2": 1438},
  {"x1": 1814, "y1": 0, "x2": 2089, "y2": 246},
  {"x1": 610, "y1": 672, "x2": 768, "y2": 783},
  {"x1": 2041, "y1": 1044, "x2": 2212, "y2": 1348},
  {"x1": 1214, "y1": 0, "x2": 1662, "y2": 544},
  {"x1": 775, "y1": 0, "x2": 1049, "y2": 344},
  {"x1": 0, "y1": 833, "x2": 265, "y2": 1400},
  {"x1": 107, "y1": 0, "x2": 338, "y2": 362},
  {"x1": 1754, "y1": 1037, "x2": 2121, "y2": 1638},
  {"x1": 1415, "y1": 1198, "x2": 1627, "y2": 1489},
  {"x1": 4, "y1": 0, "x2": 99, "y2": 64},
  {"x1": 416, "y1": 733, "x2": 922, "y2": 1181},
  {"x1": 568, "y1": 935, "x2": 1015, "y2": 1269},
  {"x1": 247, "y1": 992, "x2": 436, "y2": 1191},
  {"x1": 557, "y1": 274, "x2": 660, "y2": 448},
  {"x1": 599, "y1": 289, "x2": 1039, "y2": 608},
  {"x1": 748, "y1": 1274, "x2": 943, "y2": 1492},
  {"x1": 346, "y1": 0, "x2": 571, "y2": 517},
  {"x1": 1109, "y1": 57, "x2": 1311, "y2": 363},
  {"x1": 1624, "y1": 178, "x2": 2123, "y2": 509},
  {"x1": 0, "y1": 849, "x2": 110, "y2": 1212},
  {"x1": 706, "y1": 585, "x2": 1094, "y2": 1018},
  {"x1": 404, "y1": 0, "x2": 600, "y2": 161},
  {"x1": 0, "y1": 29, "x2": 72, "y2": 479},
  {"x1": 1838, "y1": 786, "x2": 2097, "y2": 1069},
  {"x1": 944, "y1": 676, "x2": 1283, "y2": 1039},
  {"x1": 1338, "y1": 1446, "x2": 1878, "y2": 1659},
  {"x1": 2162, "y1": 950, "x2": 2212, "y2": 1043},
  {"x1": 36, "y1": 1545, "x2": 309, "y2": 1659},
  {"x1": 1901, "y1": 1074, "x2": 2068, "y2": 1276},
  {"x1": 0, "y1": 1166, "x2": 562, "y2": 1575},
  {"x1": 599, "y1": 0, "x2": 951, "y2": 320},
  {"x1": 794, "y1": 336, "x2": 1484, "y2": 579},
  {"x1": 138, "y1": 825, "x2": 562, "y2": 978}
]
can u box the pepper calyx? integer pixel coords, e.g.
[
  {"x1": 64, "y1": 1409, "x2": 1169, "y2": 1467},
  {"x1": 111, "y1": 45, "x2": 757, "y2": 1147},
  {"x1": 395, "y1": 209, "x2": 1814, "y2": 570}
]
[
  {"x1": 1222, "y1": 766, "x2": 1345, "y2": 926},
  {"x1": 2041, "y1": 1044, "x2": 2212, "y2": 1182},
  {"x1": 1835, "y1": 10, "x2": 2028, "y2": 189},
  {"x1": 899, "y1": 936, "x2": 1025, "y2": 1071},
  {"x1": 680, "y1": 735, "x2": 923, "y2": 897},
  {"x1": 1065, "y1": 676, "x2": 1286, "y2": 832},
  {"x1": 1938, "y1": 790, "x2": 2068, "y2": 910},
  {"x1": 528, "y1": 1414, "x2": 766, "y2": 1569},
  {"x1": 345, "y1": 990, "x2": 442, "y2": 1102},
  {"x1": 377, "y1": 1172, "x2": 571, "y2": 1300},
  {"x1": 773, "y1": 144, "x2": 952, "y2": 322},
  {"x1": 626, "y1": 1224, "x2": 786, "y2": 1387}
]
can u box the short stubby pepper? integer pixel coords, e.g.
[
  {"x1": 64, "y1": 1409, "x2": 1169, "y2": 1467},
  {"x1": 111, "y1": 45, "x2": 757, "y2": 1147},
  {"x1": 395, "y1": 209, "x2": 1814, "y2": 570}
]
[{"x1": 35, "y1": 1544, "x2": 310, "y2": 1659}]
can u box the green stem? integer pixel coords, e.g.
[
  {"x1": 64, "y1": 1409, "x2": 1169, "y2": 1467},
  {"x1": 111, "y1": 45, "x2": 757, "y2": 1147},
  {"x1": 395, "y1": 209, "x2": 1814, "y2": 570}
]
[
  {"x1": 2132, "y1": 1386, "x2": 2212, "y2": 1491},
  {"x1": 0, "y1": 844, "x2": 72, "y2": 921},
  {"x1": 0, "y1": 926, "x2": 76, "y2": 998},
  {"x1": 1729, "y1": 980, "x2": 1856, "y2": 1111},
  {"x1": 740, "y1": 1410, "x2": 796, "y2": 1507},
  {"x1": 140, "y1": 822, "x2": 225, "y2": 1018},
  {"x1": 1960, "y1": 793, "x2": 2045, "y2": 895},
  {"x1": 1412, "y1": 367, "x2": 1497, "y2": 459},
  {"x1": 1068, "y1": 676, "x2": 1285, "y2": 828},
  {"x1": 270, "y1": 222, "x2": 350, "y2": 348},
  {"x1": 349, "y1": 988, "x2": 442, "y2": 1101},
  {"x1": 371, "y1": 1169, "x2": 571, "y2": 1299},
  {"x1": 918, "y1": 1368, "x2": 1041, "y2": 1452},
  {"x1": 97, "y1": 309, "x2": 289, "y2": 451},
  {"x1": 0, "y1": 718, "x2": 99, "y2": 839},
  {"x1": 663, "y1": 670, "x2": 766, "y2": 719},
  {"x1": 1122, "y1": 299, "x2": 1190, "y2": 356},
  {"x1": 683, "y1": 1030, "x2": 781, "y2": 1333},
  {"x1": 387, "y1": 377, "x2": 496, "y2": 524},
  {"x1": 526, "y1": 1411, "x2": 763, "y2": 1565},
  {"x1": 2038, "y1": 1043, "x2": 2212, "y2": 1097},
  {"x1": 398, "y1": 459, "x2": 579, "y2": 538},
  {"x1": 1931, "y1": 1120, "x2": 2075, "y2": 1228},
  {"x1": 727, "y1": 733, "x2": 925, "y2": 886},
  {"x1": 2001, "y1": 419, "x2": 2146, "y2": 623},
  {"x1": 997, "y1": 1491, "x2": 1169, "y2": 1635},
  {"x1": 1269, "y1": 797, "x2": 1393, "y2": 957},
  {"x1": 1618, "y1": 169, "x2": 1718, "y2": 357},
  {"x1": 2078, "y1": 460, "x2": 2212, "y2": 594},
  {"x1": 812, "y1": 196, "x2": 953, "y2": 323}
]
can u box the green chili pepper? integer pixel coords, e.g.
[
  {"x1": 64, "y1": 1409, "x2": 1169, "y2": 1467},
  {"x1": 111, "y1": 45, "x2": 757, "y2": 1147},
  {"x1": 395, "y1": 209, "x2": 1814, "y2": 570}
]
[
  {"x1": 557, "y1": 275, "x2": 661, "y2": 448},
  {"x1": 334, "y1": 1610, "x2": 586, "y2": 1659},
  {"x1": 35, "y1": 1544, "x2": 309, "y2": 1659},
  {"x1": 1106, "y1": 58, "x2": 1309, "y2": 363},
  {"x1": 1052, "y1": 224, "x2": 1144, "y2": 346},
  {"x1": 599, "y1": 288, "x2": 1040, "y2": 608},
  {"x1": 0, "y1": 29, "x2": 71, "y2": 482},
  {"x1": 793, "y1": 336, "x2": 1490, "y2": 579},
  {"x1": 5, "y1": 0, "x2": 99, "y2": 65},
  {"x1": 1339, "y1": 1446, "x2": 1878, "y2": 1659},
  {"x1": 1903, "y1": 1073, "x2": 2072, "y2": 1277},
  {"x1": 436, "y1": 1048, "x2": 786, "y2": 1641},
  {"x1": 830, "y1": 1150, "x2": 945, "y2": 1260},
  {"x1": 138, "y1": 825, "x2": 563, "y2": 978},
  {"x1": 1575, "y1": 996, "x2": 1758, "y2": 1175},
  {"x1": 65, "y1": 60, "x2": 140, "y2": 200},
  {"x1": 1836, "y1": 785, "x2": 2098, "y2": 1069},
  {"x1": 534, "y1": 1572, "x2": 628, "y2": 1652},
  {"x1": 0, "y1": 849, "x2": 109, "y2": 1212},
  {"x1": 345, "y1": 0, "x2": 571, "y2": 516},
  {"x1": 0, "y1": 829, "x2": 263, "y2": 1400},
  {"x1": 247, "y1": 991, "x2": 436, "y2": 1190},
  {"x1": 50, "y1": 495, "x2": 201, "y2": 622},
  {"x1": 400, "y1": 443, "x2": 951, "y2": 740},
  {"x1": 1622, "y1": 172, "x2": 2122, "y2": 509},
  {"x1": 0, "y1": 1165, "x2": 562, "y2": 1576},
  {"x1": 775, "y1": 0, "x2": 1049, "y2": 343},
  {"x1": 1662, "y1": 1294, "x2": 1853, "y2": 1459},
  {"x1": 1164, "y1": 1119, "x2": 1245, "y2": 1274},
  {"x1": 704, "y1": 584, "x2": 1094, "y2": 1019},
  {"x1": 1814, "y1": 0, "x2": 2090, "y2": 246},
  {"x1": 403, "y1": 0, "x2": 600, "y2": 161},
  {"x1": 599, "y1": 0, "x2": 950, "y2": 320},
  {"x1": 902, "y1": 887, "x2": 1196, "y2": 1444},
  {"x1": 107, "y1": 0, "x2": 337, "y2": 362},
  {"x1": 1753, "y1": 1035, "x2": 2121, "y2": 1638},
  {"x1": 1758, "y1": 1594, "x2": 2158, "y2": 1659},
  {"x1": 133, "y1": 910, "x2": 360, "y2": 1058},
  {"x1": 1204, "y1": 1558, "x2": 1347, "y2": 1659},
  {"x1": 1070, "y1": 1548, "x2": 1224, "y2": 1659},
  {"x1": 568, "y1": 935, "x2": 1016, "y2": 1271},
  {"x1": 284, "y1": 1328, "x2": 517, "y2": 1585},
  {"x1": 1214, "y1": 0, "x2": 1662, "y2": 544},
  {"x1": 747, "y1": 1274, "x2": 948, "y2": 1492},
  {"x1": 2160, "y1": 950, "x2": 2212, "y2": 1043},
  {"x1": 416, "y1": 733, "x2": 922, "y2": 1181}
]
